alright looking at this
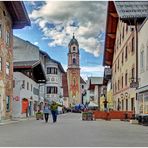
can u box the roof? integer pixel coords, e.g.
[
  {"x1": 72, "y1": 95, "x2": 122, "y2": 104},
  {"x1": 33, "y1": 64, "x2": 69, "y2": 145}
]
[
  {"x1": 88, "y1": 77, "x2": 103, "y2": 85},
  {"x1": 80, "y1": 77, "x2": 86, "y2": 84},
  {"x1": 103, "y1": 1, "x2": 148, "y2": 66},
  {"x1": 14, "y1": 60, "x2": 46, "y2": 83},
  {"x1": 68, "y1": 34, "x2": 79, "y2": 47},
  {"x1": 4, "y1": 1, "x2": 31, "y2": 29},
  {"x1": 14, "y1": 60, "x2": 40, "y2": 68},
  {"x1": 40, "y1": 50, "x2": 65, "y2": 73},
  {"x1": 115, "y1": 1, "x2": 148, "y2": 20}
]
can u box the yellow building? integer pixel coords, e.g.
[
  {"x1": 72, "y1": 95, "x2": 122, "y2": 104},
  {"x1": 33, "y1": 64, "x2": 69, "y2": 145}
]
[{"x1": 103, "y1": 1, "x2": 147, "y2": 112}]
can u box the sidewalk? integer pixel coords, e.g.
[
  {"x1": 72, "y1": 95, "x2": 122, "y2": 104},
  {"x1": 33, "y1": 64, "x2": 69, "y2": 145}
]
[{"x1": 0, "y1": 117, "x2": 35, "y2": 126}]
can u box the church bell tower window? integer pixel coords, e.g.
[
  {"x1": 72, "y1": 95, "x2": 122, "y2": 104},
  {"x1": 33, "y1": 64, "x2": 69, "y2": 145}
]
[{"x1": 73, "y1": 58, "x2": 76, "y2": 64}]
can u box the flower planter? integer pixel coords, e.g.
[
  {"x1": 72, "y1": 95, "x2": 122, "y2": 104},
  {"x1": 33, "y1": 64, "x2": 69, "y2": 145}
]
[{"x1": 36, "y1": 112, "x2": 43, "y2": 120}]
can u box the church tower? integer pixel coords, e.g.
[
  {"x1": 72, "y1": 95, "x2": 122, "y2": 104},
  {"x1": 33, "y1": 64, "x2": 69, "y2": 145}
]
[{"x1": 67, "y1": 34, "x2": 81, "y2": 106}]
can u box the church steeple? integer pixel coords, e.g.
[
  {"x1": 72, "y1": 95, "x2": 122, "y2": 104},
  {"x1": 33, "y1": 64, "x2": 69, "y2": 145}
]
[
  {"x1": 68, "y1": 34, "x2": 80, "y2": 68},
  {"x1": 67, "y1": 34, "x2": 81, "y2": 106}
]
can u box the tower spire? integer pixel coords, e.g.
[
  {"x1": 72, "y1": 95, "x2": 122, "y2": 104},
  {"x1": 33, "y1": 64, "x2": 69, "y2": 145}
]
[{"x1": 73, "y1": 33, "x2": 75, "y2": 39}]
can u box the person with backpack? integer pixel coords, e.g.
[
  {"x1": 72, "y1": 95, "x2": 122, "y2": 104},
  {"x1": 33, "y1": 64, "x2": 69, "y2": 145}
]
[{"x1": 43, "y1": 102, "x2": 50, "y2": 123}]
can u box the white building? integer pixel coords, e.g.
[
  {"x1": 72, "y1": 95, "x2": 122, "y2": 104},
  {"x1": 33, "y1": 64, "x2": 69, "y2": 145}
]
[
  {"x1": 80, "y1": 77, "x2": 87, "y2": 104},
  {"x1": 86, "y1": 77, "x2": 103, "y2": 108},
  {"x1": 40, "y1": 51, "x2": 65, "y2": 104},
  {"x1": 13, "y1": 36, "x2": 46, "y2": 118},
  {"x1": 137, "y1": 18, "x2": 148, "y2": 114},
  {"x1": 13, "y1": 72, "x2": 39, "y2": 118}
]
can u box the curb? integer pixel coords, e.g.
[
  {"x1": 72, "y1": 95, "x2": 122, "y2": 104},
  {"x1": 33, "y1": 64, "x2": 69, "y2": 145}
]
[{"x1": 0, "y1": 117, "x2": 35, "y2": 126}]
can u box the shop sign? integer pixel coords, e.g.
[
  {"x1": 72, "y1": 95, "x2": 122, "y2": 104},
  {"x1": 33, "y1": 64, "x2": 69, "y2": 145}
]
[
  {"x1": 130, "y1": 81, "x2": 139, "y2": 88},
  {"x1": 13, "y1": 96, "x2": 20, "y2": 101}
]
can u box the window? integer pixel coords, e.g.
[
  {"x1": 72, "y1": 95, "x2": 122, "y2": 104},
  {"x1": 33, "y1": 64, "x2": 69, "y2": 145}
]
[
  {"x1": 126, "y1": 24, "x2": 128, "y2": 33},
  {"x1": 0, "y1": 57, "x2": 2, "y2": 71},
  {"x1": 131, "y1": 67, "x2": 135, "y2": 80},
  {"x1": 140, "y1": 50, "x2": 144, "y2": 72},
  {"x1": 122, "y1": 99, "x2": 124, "y2": 110},
  {"x1": 27, "y1": 82, "x2": 29, "y2": 90},
  {"x1": 73, "y1": 47, "x2": 76, "y2": 51},
  {"x1": 73, "y1": 58, "x2": 76, "y2": 64},
  {"x1": 6, "y1": 31, "x2": 10, "y2": 46},
  {"x1": 122, "y1": 76, "x2": 123, "y2": 88},
  {"x1": 82, "y1": 85, "x2": 84, "y2": 89},
  {"x1": 47, "y1": 67, "x2": 58, "y2": 74},
  {"x1": 125, "y1": 46, "x2": 128, "y2": 60},
  {"x1": 0, "y1": 24, "x2": 2, "y2": 38},
  {"x1": 6, "y1": 96, "x2": 10, "y2": 112},
  {"x1": 122, "y1": 26, "x2": 124, "y2": 40},
  {"x1": 31, "y1": 84, "x2": 33, "y2": 91},
  {"x1": 6, "y1": 62, "x2": 10, "y2": 75},
  {"x1": 126, "y1": 99, "x2": 128, "y2": 111},
  {"x1": 118, "y1": 59, "x2": 119, "y2": 70},
  {"x1": 122, "y1": 51, "x2": 124, "y2": 64},
  {"x1": 22, "y1": 80, "x2": 25, "y2": 89},
  {"x1": 115, "y1": 63, "x2": 116, "y2": 73},
  {"x1": 118, "y1": 79, "x2": 120, "y2": 91},
  {"x1": 131, "y1": 98, "x2": 134, "y2": 111},
  {"x1": 47, "y1": 86, "x2": 58, "y2": 94},
  {"x1": 131, "y1": 37, "x2": 135, "y2": 53},
  {"x1": 125, "y1": 72, "x2": 128, "y2": 86}
]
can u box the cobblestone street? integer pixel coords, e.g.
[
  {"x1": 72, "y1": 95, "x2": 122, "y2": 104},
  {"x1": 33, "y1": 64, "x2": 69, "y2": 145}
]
[{"x1": 0, "y1": 113, "x2": 148, "y2": 147}]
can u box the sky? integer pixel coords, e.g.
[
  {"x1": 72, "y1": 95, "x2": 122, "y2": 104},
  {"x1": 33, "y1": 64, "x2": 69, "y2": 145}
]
[{"x1": 14, "y1": 1, "x2": 107, "y2": 80}]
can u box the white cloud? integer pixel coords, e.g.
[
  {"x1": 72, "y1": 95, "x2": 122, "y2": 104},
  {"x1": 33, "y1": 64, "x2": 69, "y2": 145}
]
[
  {"x1": 81, "y1": 65, "x2": 104, "y2": 73},
  {"x1": 34, "y1": 42, "x2": 39, "y2": 45},
  {"x1": 29, "y1": 1, "x2": 107, "y2": 57}
]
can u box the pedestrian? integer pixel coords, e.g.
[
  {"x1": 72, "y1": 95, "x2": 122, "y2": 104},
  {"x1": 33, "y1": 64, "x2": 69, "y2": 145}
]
[
  {"x1": 43, "y1": 102, "x2": 50, "y2": 123},
  {"x1": 103, "y1": 99, "x2": 108, "y2": 112},
  {"x1": 50, "y1": 101, "x2": 63, "y2": 123}
]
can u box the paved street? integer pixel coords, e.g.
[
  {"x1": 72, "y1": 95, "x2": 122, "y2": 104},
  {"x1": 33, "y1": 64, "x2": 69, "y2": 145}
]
[{"x1": 0, "y1": 113, "x2": 148, "y2": 147}]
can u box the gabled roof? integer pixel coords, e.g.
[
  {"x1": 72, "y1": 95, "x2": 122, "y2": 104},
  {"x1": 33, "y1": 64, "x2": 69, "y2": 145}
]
[
  {"x1": 88, "y1": 77, "x2": 103, "y2": 85},
  {"x1": 40, "y1": 50, "x2": 65, "y2": 73},
  {"x1": 103, "y1": 1, "x2": 148, "y2": 67},
  {"x1": 80, "y1": 77, "x2": 86, "y2": 84},
  {"x1": 13, "y1": 60, "x2": 40, "y2": 69},
  {"x1": 4, "y1": 1, "x2": 30, "y2": 29},
  {"x1": 87, "y1": 77, "x2": 103, "y2": 90},
  {"x1": 14, "y1": 60, "x2": 46, "y2": 83}
]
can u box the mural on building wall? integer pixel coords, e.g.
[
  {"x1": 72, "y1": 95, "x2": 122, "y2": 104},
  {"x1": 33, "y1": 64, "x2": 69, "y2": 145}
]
[{"x1": 67, "y1": 69, "x2": 80, "y2": 105}]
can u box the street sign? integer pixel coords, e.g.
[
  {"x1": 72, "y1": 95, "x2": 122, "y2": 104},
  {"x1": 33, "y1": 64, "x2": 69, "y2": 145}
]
[{"x1": 130, "y1": 81, "x2": 139, "y2": 88}]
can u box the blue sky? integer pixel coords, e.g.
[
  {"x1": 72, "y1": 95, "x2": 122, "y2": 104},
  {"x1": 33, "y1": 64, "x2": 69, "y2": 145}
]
[{"x1": 14, "y1": 1, "x2": 107, "y2": 80}]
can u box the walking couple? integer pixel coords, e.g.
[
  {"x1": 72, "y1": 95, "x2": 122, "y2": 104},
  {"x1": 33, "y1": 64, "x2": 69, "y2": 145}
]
[{"x1": 43, "y1": 101, "x2": 63, "y2": 123}]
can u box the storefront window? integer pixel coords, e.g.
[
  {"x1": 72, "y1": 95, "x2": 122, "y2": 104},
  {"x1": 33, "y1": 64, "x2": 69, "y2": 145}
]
[
  {"x1": 138, "y1": 94, "x2": 144, "y2": 114},
  {"x1": 144, "y1": 92, "x2": 148, "y2": 114}
]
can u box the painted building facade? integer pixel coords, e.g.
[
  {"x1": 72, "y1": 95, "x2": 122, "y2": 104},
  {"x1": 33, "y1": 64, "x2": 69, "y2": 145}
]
[
  {"x1": 0, "y1": 1, "x2": 30, "y2": 120},
  {"x1": 67, "y1": 35, "x2": 81, "y2": 106},
  {"x1": 40, "y1": 51, "x2": 65, "y2": 104},
  {"x1": 103, "y1": 1, "x2": 147, "y2": 113},
  {"x1": 137, "y1": 18, "x2": 148, "y2": 114}
]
